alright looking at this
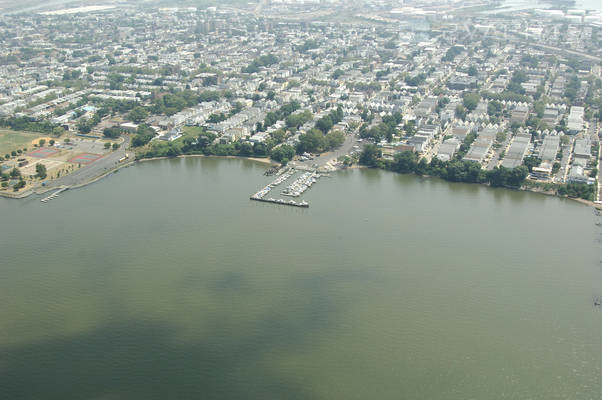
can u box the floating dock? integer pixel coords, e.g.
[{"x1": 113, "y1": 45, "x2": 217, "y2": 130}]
[
  {"x1": 250, "y1": 168, "x2": 310, "y2": 208},
  {"x1": 282, "y1": 171, "x2": 320, "y2": 197},
  {"x1": 250, "y1": 196, "x2": 309, "y2": 208},
  {"x1": 41, "y1": 187, "x2": 68, "y2": 203}
]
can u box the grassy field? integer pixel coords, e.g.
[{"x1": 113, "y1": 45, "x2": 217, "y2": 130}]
[
  {"x1": 182, "y1": 126, "x2": 206, "y2": 138},
  {"x1": 0, "y1": 129, "x2": 41, "y2": 156}
]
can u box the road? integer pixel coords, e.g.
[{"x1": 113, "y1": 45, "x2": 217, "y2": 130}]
[
  {"x1": 46, "y1": 136, "x2": 131, "y2": 189},
  {"x1": 503, "y1": 30, "x2": 602, "y2": 63},
  {"x1": 555, "y1": 138, "x2": 573, "y2": 183},
  {"x1": 487, "y1": 135, "x2": 512, "y2": 170},
  {"x1": 598, "y1": 140, "x2": 602, "y2": 202}
]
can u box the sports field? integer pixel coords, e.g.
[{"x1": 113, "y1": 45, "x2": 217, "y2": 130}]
[
  {"x1": 68, "y1": 153, "x2": 102, "y2": 164},
  {"x1": 29, "y1": 147, "x2": 60, "y2": 158},
  {"x1": 0, "y1": 129, "x2": 41, "y2": 155}
]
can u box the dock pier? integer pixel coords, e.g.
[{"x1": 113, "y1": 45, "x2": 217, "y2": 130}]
[
  {"x1": 41, "y1": 187, "x2": 68, "y2": 203},
  {"x1": 250, "y1": 196, "x2": 309, "y2": 208},
  {"x1": 250, "y1": 168, "x2": 316, "y2": 208}
]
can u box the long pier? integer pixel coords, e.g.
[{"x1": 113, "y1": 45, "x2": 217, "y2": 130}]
[
  {"x1": 41, "y1": 187, "x2": 69, "y2": 203},
  {"x1": 250, "y1": 196, "x2": 309, "y2": 208}
]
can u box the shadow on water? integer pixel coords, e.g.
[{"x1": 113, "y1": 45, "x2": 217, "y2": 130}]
[
  {"x1": 0, "y1": 269, "x2": 352, "y2": 400},
  {"x1": 0, "y1": 316, "x2": 321, "y2": 400}
]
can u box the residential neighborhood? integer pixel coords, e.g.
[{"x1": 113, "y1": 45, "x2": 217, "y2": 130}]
[{"x1": 0, "y1": 0, "x2": 601, "y2": 201}]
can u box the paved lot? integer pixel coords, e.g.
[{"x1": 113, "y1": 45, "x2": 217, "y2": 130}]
[
  {"x1": 58, "y1": 137, "x2": 110, "y2": 155},
  {"x1": 47, "y1": 136, "x2": 130, "y2": 188},
  {"x1": 292, "y1": 133, "x2": 360, "y2": 171}
]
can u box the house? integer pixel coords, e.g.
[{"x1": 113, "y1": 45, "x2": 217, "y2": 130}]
[
  {"x1": 408, "y1": 135, "x2": 429, "y2": 153},
  {"x1": 159, "y1": 127, "x2": 182, "y2": 142},
  {"x1": 436, "y1": 138, "x2": 461, "y2": 162},
  {"x1": 120, "y1": 122, "x2": 139, "y2": 133}
]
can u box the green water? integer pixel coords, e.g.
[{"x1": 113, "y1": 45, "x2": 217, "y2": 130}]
[{"x1": 1, "y1": 157, "x2": 601, "y2": 400}]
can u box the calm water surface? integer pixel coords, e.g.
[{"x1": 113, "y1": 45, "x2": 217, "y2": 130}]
[{"x1": 1, "y1": 157, "x2": 601, "y2": 400}]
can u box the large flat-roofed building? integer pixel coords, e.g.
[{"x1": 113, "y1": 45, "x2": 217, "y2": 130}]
[
  {"x1": 408, "y1": 135, "x2": 429, "y2": 153},
  {"x1": 539, "y1": 135, "x2": 560, "y2": 162},
  {"x1": 451, "y1": 124, "x2": 472, "y2": 141},
  {"x1": 542, "y1": 107, "x2": 559, "y2": 126},
  {"x1": 567, "y1": 165, "x2": 592, "y2": 184},
  {"x1": 478, "y1": 127, "x2": 498, "y2": 141},
  {"x1": 436, "y1": 138, "x2": 461, "y2": 162},
  {"x1": 567, "y1": 106, "x2": 584, "y2": 134},
  {"x1": 573, "y1": 137, "x2": 591, "y2": 160},
  {"x1": 501, "y1": 134, "x2": 530, "y2": 169},
  {"x1": 414, "y1": 97, "x2": 438, "y2": 117},
  {"x1": 531, "y1": 162, "x2": 553, "y2": 180},
  {"x1": 447, "y1": 75, "x2": 477, "y2": 91},
  {"x1": 463, "y1": 138, "x2": 492, "y2": 163}
]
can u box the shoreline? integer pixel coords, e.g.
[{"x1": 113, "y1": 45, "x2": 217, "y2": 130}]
[
  {"x1": 136, "y1": 154, "x2": 276, "y2": 166},
  {"x1": 1, "y1": 155, "x2": 599, "y2": 209},
  {"x1": 0, "y1": 154, "x2": 277, "y2": 200}
]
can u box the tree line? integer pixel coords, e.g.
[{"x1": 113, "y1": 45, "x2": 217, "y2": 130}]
[{"x1": 360, "y1": 146, "x2": 529, "y2": 188}]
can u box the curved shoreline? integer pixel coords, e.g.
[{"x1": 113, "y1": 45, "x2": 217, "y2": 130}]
[
  {"x1": 0, "y1": 154, "x2": 278, "y2": 200},
  {"x1": 1, "y1": 155, "x2": 599, "y2": 209}
]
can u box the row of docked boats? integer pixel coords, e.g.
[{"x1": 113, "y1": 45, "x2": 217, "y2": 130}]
[
  {"x1": 250, "y1": 187, "x2": 309, "y2": 207},
  {"x1": 250, "y1": 196, "x2": 309, "y2": 208},
  {"x1": 282, "y1": 171, "x2": 319, "y2": 197},
  {"x1": 269, "y1": 168, "x2": 295, "y2": 187},
  {"x1": 41, "y1": 187, "x2": 68, "y2": 203},
  {"x1": 250, "y1": 168, "x2": 309, "y2": 207}
]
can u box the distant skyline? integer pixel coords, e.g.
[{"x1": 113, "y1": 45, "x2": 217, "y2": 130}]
[{"x1": 2, "y1": 0, "x2": 602, "y2": 15}]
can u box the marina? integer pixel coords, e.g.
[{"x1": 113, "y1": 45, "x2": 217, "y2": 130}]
[
  {"x1": 282, "y1": 171, "x2": 320, "y2": 197},
  {"x1": 250, "y1": 167, "x2": 314, "y2": 208}
]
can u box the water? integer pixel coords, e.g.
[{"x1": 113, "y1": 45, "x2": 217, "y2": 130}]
[
  {"x1": 499, "y1": 0, "x2": 602, "y2": 12},
  {"x1": 1, "y1": 157, "x2": 601, "y2": 400}
]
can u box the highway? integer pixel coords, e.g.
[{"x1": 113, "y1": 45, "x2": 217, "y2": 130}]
[{"x1": 502, "y1": 30, "x2": 602, "y2": 63}]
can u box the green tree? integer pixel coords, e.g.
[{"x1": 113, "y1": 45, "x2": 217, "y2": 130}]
[
  {"x1": 455, "y1": 104, "x2": 467, "y2": 120},
  {"x1": 359, "y1": 144, "x2": 382, "y2": 167},
  {"x1": 128, "y1": 106, "x2": 149, "y2": 123},
  {"x1": 35, "y1": 163, "x2": 47, "y2": 179},
  {"x1": 270, "y1": 129, "x2": 287, "y2": 144},
  {"x1": 103, "y1": 127, "x2": 121, "y2": 139},
  {"x1": 463, "y1": 93, "x2": 480, "y2": 112},
  {"x1": 325, "y1": 130, "x2": 345, "y2": 150},
  {"x1": 392, "y1": 150, "x2": 418, "y2": 173},
  {"x1": 9, "y1": 167, "x2": 21, "y2": 178},
  {"x1": 271, "y1": 144, "x2": 296, "y2": 164},
  {"x1": 297, "y1": 129, "x2": 326, "y2": 154},
  {"x1": 523, "y1": 156, "x2": 541, "y2": 172},
  {"x1": 132, "y1": 124, "x2": 156, "y2": 147}
]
